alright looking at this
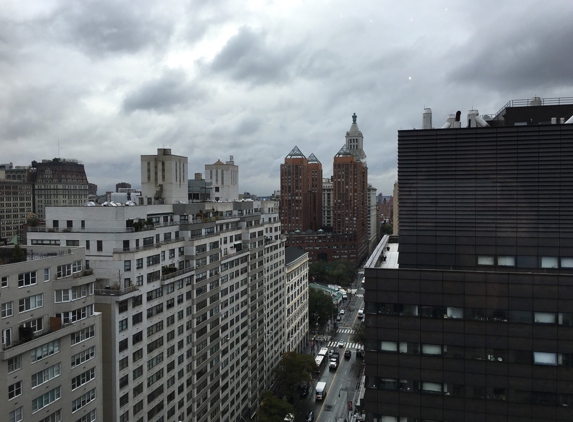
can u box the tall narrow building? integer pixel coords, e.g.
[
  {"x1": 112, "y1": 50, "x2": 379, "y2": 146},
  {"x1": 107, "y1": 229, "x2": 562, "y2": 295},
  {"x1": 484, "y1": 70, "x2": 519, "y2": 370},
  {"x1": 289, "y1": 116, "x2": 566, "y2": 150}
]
[
  {"x1": 280, "y1": 146, "x2": 310, "y2": 233},
  {"x1": 205, "y1": 156, "x2": 239, "y2": 202},
  {"x1": 280, "y1": 115, "x2": 371, "y2": 266}
]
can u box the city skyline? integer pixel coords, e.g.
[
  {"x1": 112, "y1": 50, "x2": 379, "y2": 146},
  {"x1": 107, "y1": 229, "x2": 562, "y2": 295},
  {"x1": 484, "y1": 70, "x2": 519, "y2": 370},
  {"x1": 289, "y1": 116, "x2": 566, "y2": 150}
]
[{"x1": 2, "y1": 1, "x2": 573, "y2": 196}]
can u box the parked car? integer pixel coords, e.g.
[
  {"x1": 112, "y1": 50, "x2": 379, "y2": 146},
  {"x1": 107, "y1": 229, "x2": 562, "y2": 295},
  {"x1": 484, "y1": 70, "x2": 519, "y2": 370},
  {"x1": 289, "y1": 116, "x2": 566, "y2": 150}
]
[
  {"x1": 305, "y1": 410, "x2": 315, "y2": 422},
  {"x1": 344, "y1": 349, "x2": 351, "y2": 359}
]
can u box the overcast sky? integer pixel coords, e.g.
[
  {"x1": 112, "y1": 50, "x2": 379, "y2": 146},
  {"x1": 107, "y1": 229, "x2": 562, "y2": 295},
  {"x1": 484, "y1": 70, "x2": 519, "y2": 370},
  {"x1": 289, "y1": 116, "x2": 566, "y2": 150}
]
[{"x1": 2, "y1": 0, "x2": 573, "y2": 197}]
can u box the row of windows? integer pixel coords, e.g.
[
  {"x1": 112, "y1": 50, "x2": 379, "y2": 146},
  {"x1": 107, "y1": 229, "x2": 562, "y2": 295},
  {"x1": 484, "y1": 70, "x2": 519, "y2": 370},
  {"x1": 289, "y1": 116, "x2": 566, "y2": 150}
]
[
  {"x1": 478, "y1": 254, "x2": 573, "y2": 269},
  {"x1": 365, "y1": 377, "x2": 573, "y2": 407},
  {"x1": 365, "y1": 302, "x2": 573, "y2": 325},
  {"x1": 366, "y1": 340, "x2": 573, "y2": 366}
]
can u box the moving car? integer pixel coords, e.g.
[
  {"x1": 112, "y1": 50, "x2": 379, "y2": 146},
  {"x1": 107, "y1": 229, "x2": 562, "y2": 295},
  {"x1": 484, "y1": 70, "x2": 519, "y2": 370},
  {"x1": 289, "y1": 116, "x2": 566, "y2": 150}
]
[
  {"x1": 340, "y1": 309, "x2": 345, "y2": 315},
  {"x1": 338, "y1": 340, "x2": 345, "y2": 348},
  {"x1": 344, "y1": 349, "x2": 351, "y2": 359},
  {"x1": 336, "y1": 315, "x2": 341, "y2": 322},
  {"x1": 305, "y1": 410, "x2": 315, "y2": 422},
  {"x1": 357, "y1": 309, "x2": 364, "y2": 319}
]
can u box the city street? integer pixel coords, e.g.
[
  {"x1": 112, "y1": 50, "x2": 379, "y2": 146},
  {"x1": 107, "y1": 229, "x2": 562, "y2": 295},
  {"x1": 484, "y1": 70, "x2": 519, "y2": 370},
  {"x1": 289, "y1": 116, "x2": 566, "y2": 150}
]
[{"x1": 295, "y1": 276, "x2": 365, "y2": 422}]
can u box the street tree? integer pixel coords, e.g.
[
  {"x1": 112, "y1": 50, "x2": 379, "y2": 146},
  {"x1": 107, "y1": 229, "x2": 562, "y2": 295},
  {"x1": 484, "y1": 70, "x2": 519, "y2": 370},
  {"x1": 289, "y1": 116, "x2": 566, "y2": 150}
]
[
  {"x1": 381, "y1": 223, "x2": 393, "y2": 235},
  {"x1": 309, "y1": 287, "x2": 337, "y2": 327},
  {"x1": 309, "y1": 261, "x2": 328, "y2": 283},
  {"x1": 352, "y1": 322, "x2": 366, "y2": 345},
  {"x1": 258, "y1": 391, "x2": 295, "y2": 422},
  {"x1": 273, "y1": 351, "x2": 317, "y2": 399}
]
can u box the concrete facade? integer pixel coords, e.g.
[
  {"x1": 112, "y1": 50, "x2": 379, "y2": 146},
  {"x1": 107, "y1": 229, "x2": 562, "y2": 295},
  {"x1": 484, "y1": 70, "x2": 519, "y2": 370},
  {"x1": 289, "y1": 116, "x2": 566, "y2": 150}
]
[
  {"x1": 205, "y1": 157, "x2": 239, "y2": 202},
  {"x1": 285, "y1": 247, "x2": 310, "y2": 354},
  {"x1": 141, "y1": 148, "x2": 188, "y2": 205},
  {"x1": 0, "y1": 246, "x2": 102, "y2": 422},
  {"x1": 27, "y1": 199, "x2": 290, "y2": 422}
]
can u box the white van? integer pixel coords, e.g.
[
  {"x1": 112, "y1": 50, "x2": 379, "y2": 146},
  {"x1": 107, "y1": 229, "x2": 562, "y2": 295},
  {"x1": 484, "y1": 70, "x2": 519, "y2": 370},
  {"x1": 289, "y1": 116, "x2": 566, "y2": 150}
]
[
  {"x1": 315, "y1": 382, "x2": 327, "y2": 400},
  {"x1": 357, "y1": 309, "x2": 364, "y2": 319}
]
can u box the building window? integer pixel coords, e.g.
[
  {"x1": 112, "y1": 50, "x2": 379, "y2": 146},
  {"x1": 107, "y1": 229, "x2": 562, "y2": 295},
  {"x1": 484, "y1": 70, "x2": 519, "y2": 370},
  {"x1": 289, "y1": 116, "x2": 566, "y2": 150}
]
[
  {"x1": 86, "y1": 240, "x2": 90, "y2": 250},
  {"x1": 71, "y1": 326, "x2": 95, "y2": 345},
  {"x1": 9, "y1": 407, "x2": 22, "y2": 422},
  {"x1": 477, "y1": 256, "x2": 494, "y2": 266},
  {"x1": 497, "y1": 256, "x2": 515, "y2": 266},
  {"x1": 124, "y1": 260, "x2": 131, "y2": 271},
  {"x1": 31, "y1": 340, "x2": 60, "y2": 362},
  {"x1": 1, "y1": 276, "x2": 7, "y2": 288},
  {"x1": 32, "y1": 386, "x2": 61, "y2": 412},
  {"x1": 71, "y1": 367, "x2": 96, "y2": 390},
  {"x1": 534, "y1": 312, "x2": 556, "y2": 324},
  {"x1": 541, "y1": 256, "x2": 558, "y2": 268},
  {"x1": 97, "y1": 240, "x2": 103, "y2": 252},
  {"x1": 44, "y1": 268, "x2": 50, "y2": 281},
  {"x1": 18, "y1": 271, "x2": 37, "y2": 287},
  {"x1": 534, "y1": 352, "x2": 557, "y2": 366},
  {"x1": 71, "y1": 388, "x2": 96, "y2": 413},
  {"x1": 19, "y1": 294, "x2": 43, "y2": 312},
  {"x1": 32, "y1": 363, "x2": 61, "y2": 388},
  {"x1": 119, "y1": 319, "x2": 128, "y2": 331},
  {"x1": 119, "y1": 339, "x2": 128, "y2": 352},
  {"x1": 136, "y1": 258, "x2": 143, "y2": 269},
  {"x1": 8, "y1": 355, "x2": 21, "y2": 373},
  {"x1": 8, "y1": 381, "x2": 22, "y2": 399},
  {"x1": 1, "y1": 301, "x2": 13, "y2": 318}
]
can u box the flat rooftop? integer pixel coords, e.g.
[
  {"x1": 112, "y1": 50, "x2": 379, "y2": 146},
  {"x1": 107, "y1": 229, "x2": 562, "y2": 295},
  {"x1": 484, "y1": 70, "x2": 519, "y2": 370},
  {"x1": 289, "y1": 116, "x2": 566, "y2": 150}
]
[{"x1": 365, "y1": 236, "x2": 399, "y2": 269}]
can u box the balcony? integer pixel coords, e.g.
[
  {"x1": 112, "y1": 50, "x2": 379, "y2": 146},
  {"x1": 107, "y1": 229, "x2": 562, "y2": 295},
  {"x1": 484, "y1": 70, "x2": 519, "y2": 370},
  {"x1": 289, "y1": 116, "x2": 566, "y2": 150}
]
[
  {"x1": 161, "y1": 266, "x2": 194, "y2": 284},
  {"x1": 94, "y1": 279, "x2": 139, "y2": 296},
  {"x1": 113, "y1": 237, "x2": 184, "y2": 253}
]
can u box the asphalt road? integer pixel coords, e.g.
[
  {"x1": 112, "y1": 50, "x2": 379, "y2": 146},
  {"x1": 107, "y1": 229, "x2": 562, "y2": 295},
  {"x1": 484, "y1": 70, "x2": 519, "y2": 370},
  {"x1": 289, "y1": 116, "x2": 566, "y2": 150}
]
[{"x1": 295, "y1": 280, "x2": 365, "y2": 422}]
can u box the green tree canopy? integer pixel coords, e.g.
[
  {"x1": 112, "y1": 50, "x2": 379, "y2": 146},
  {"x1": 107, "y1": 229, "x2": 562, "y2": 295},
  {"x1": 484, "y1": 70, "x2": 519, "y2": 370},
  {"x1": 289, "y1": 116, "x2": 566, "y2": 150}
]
[
  {"x1": 351, "y1": 321, "x2": 365, "y2": 344},
  {"x1": 11, "y1": 244, "x2": 26, "y2": 263},
  {"x1": 273, "y1": 351, "x2": 317, "y2": 396},
  {"x1": 309, "y1": 287, "x2": 337, "y2": 327},
  {"x1": 381, "y1": 223, "x2": 393, "y2": 235},
  {"x1": 310, "y1": 260, "x2": 356, "y2": 287},
  {"x1": 258, "y1": 391, "x2": 295, "y2": 422}
]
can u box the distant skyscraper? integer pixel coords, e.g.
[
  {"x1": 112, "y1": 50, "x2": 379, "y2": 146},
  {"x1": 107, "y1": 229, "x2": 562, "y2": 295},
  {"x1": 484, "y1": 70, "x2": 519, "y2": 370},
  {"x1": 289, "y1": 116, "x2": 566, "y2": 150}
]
[
  {"x1": 280, "y1": 115, "x2": 371, "y2": 265},
  {"x1": 346, "y1": 112, "x2": 366, "y2": 161},
  {"x1": 280, "y1": 147, "x2": 323, "y2": 233},
  {"x1": 29, "y1": 158, "x2": 89, "y2": 220}
]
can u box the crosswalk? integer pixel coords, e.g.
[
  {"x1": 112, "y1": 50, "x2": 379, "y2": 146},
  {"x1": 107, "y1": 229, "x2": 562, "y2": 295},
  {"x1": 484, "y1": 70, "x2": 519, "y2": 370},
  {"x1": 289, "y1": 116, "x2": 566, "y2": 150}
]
[
  {"x1": 336, "y1": 328, "x2": 355, "y2": 334},
  {"x1": 327, "y1": 341, "x2": 364, "y2": 350}
]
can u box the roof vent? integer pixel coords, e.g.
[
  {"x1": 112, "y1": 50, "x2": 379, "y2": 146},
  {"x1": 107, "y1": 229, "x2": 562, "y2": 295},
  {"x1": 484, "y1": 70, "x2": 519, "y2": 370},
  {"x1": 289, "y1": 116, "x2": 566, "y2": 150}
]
[{"x1": 529, "y1": 97, "x2": 542, "y2": 106}]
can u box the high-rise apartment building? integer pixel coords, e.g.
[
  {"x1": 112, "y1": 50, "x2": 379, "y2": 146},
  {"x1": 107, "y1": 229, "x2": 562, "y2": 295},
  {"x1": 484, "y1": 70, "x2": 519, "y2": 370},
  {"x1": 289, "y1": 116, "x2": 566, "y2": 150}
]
[
  {"x1": 0, "y1": 245, "x2": 103, "y2": 422},
  {"x1": 281, "y1": 115, "x2": 372, "y2": 265},
  {"x1": 363, "y1": 98, "x2": 573, "y2": 421},
  {"x1": 205, "y1": 157, "x2": 239, "y2": 202},
  {"x1": 29, "y1": 158, "x2": 89, "y2": 220},
  {"x1": 27, "y1": 149, "x2": 298, "y2": 422}
]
